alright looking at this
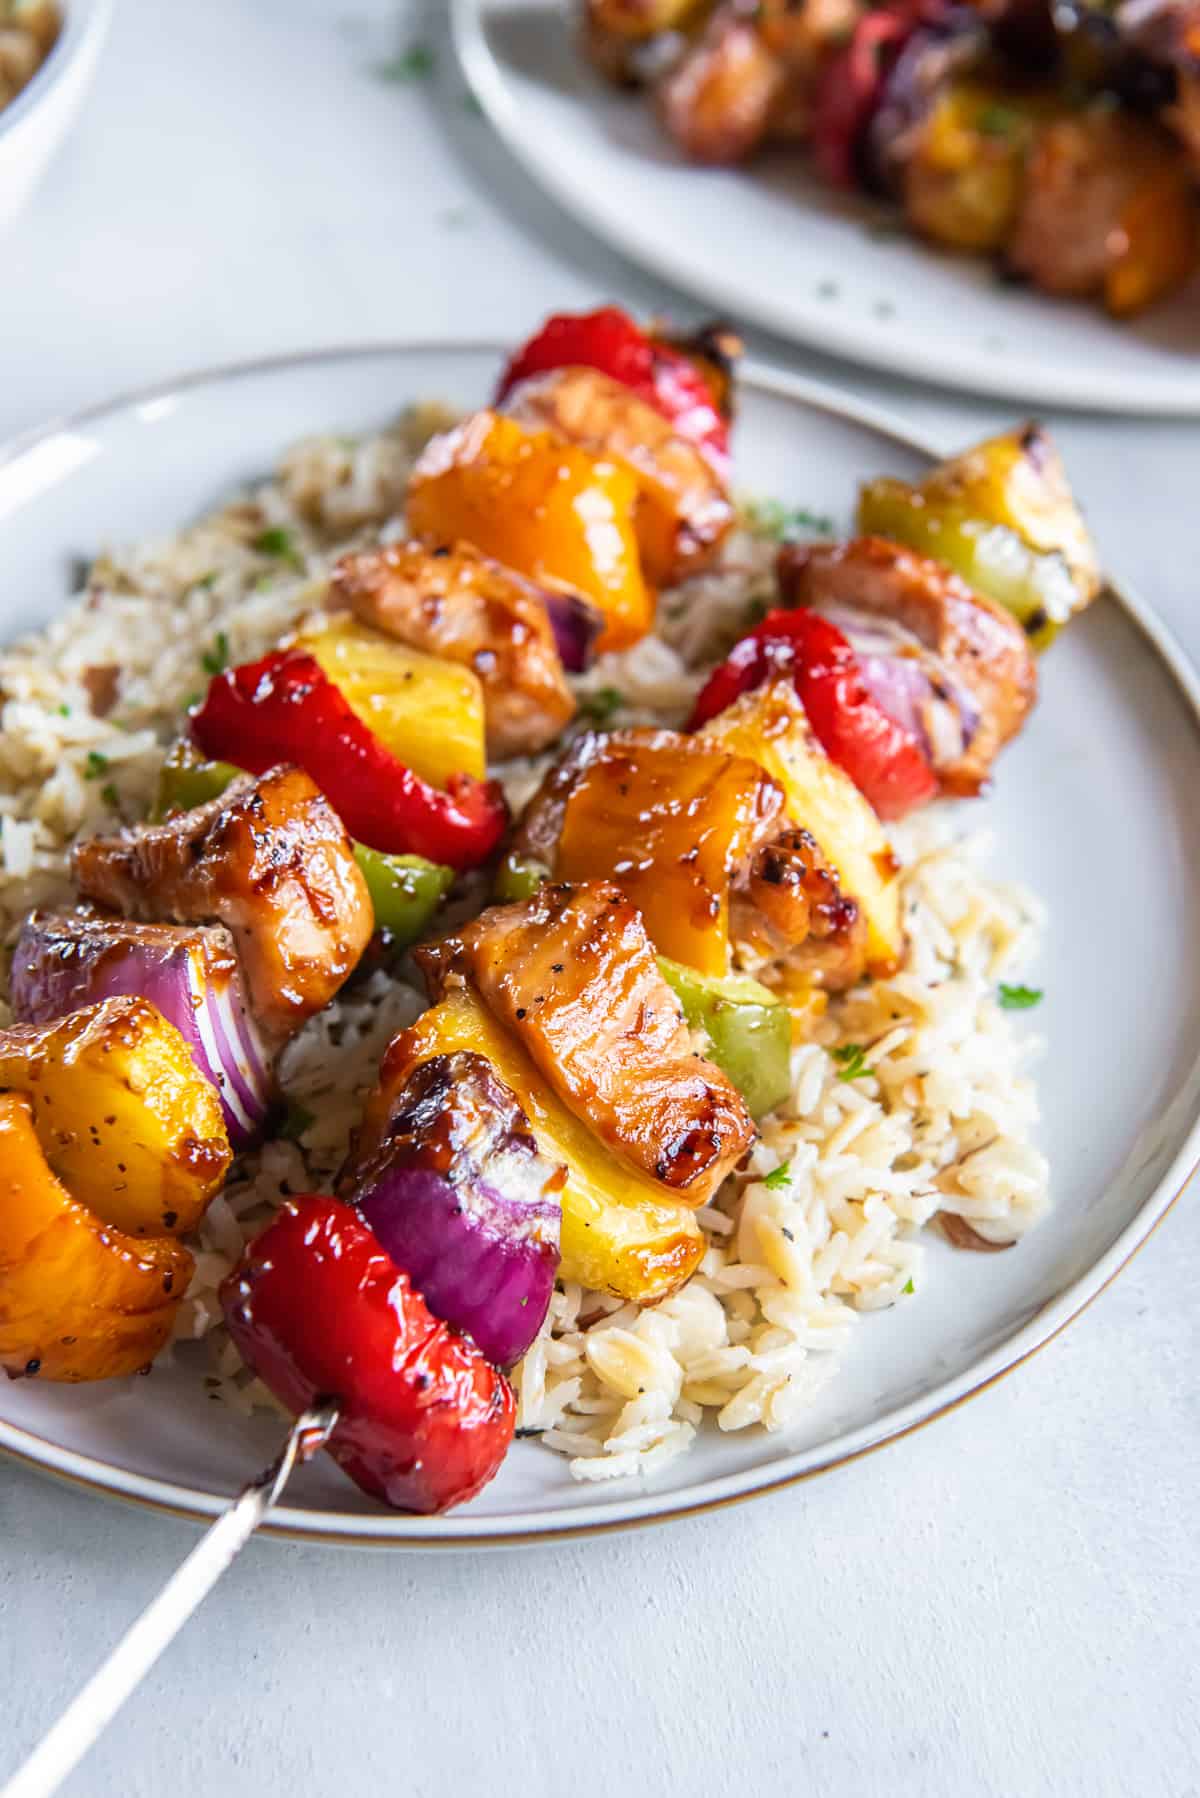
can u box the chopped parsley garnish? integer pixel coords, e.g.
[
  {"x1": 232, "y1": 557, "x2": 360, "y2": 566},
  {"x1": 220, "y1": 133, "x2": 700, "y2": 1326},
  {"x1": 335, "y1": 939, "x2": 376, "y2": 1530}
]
[
  {"x1": 252, "y1": 526, "x2": 302, "y2": 567},
  {"x1": 375, "y1": 43, "x2": 436, "y2": 82},
  {"x1": 741, "y1": 496, "x2": 835, "y2": 541},
  {"x1": 100, "y1": 782, "x2": 120, "y2": 809},
  {"x1": 831, "y1": 1043, "x2": 873, "y2": 1083},
  {"x1": 461, "y1": 91, "x2": 483, "y2": 116},
  {"x1": 764, "y1": 1162, "x2": 792, "y2": 1191},
  {"x1": 278, "y1": 1099, "x2": 315, "y2": 1142},
  {"x1": 201, "y1": 631, "x2": 230, "y2": 677},
  {"x1": 194, "y1": 571, "x2": 219, "y2": 591},
  {"x1": 977, "y1": 104, "x2": 1020, "y2": 138},
  {"x1": 998, "y1": 983, "x2": 1042, "y2": 1010},
  {"x1": 579, "y1": 686, "x2": 624, "y2": 723},
  {"x1": 84, "y1": 750, "x2": 109, "y2": 780},
  {"x1": 902, "y1": 1277, "x2": 915, "y2": 1295},
  {"x1": 57, "y1": 703, "x2": 70, "y2": 717}
]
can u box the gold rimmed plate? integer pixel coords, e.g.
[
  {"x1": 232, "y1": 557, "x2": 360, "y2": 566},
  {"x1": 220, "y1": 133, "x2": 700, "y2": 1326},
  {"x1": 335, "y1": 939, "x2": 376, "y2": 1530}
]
[{"x1": 1, "y1": 343, "x2": 1198, "y2": 1546}]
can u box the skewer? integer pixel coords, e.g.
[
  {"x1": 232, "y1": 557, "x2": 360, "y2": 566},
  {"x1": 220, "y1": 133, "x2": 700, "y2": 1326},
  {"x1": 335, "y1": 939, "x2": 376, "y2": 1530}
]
[{"x1": 1, "y1": 1400, "x2": 340, "y2": 1798}]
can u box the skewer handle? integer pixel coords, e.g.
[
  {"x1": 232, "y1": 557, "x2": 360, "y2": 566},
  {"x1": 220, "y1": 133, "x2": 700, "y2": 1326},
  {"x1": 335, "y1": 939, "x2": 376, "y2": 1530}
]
[{"x1": 2, "y1": 1401, "x2": 339, "y2": 1798}]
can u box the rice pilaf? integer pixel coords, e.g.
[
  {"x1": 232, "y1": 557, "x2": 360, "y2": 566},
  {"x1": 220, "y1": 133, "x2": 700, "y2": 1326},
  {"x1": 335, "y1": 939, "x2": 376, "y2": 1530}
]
[{"x1": 0, "y1": 414, "x2": 1047, "y2": 1481}]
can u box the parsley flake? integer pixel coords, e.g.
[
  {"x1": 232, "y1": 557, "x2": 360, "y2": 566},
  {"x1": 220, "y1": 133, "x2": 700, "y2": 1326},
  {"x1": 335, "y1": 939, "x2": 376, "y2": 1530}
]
[
  {"x1": 84, "y1": 750, "x2": 109, "y2": 780},
  {"x1": 57, "y1": 703, "x2": 70, "y2": 717},
  {"x1": 201, "y1": 631, "x2": 230, "y2": 677},
  {"x1": 977, "y1": 103, "x2": 1019, "y2": 138},
  {"x1": 278, "y1": 1100, "x2": 315, "y2": 1142},
  {"x1": 252, "y1": 526, "x2": 302, "y2": 567},
  {"x1": 375, "y1": 43, "x2": 435, "y2": 83},
  {"x1": 580, "y1": 686, "x2": 624, "y2": 723},
  {"x1": 100, "y1": 782, "x2": 120, "y2": 809},
  {"x1": 831, "y1": 1043, "x2": 873, "y2": 1083},
  {"x1": 741, "y1": 496, "x2": 835, "y2": 541},
  {"x1": 764, "y1": 1162, "x2": 792, "y2": 1191},
  {"x1": 998, "y1": 983, "x2": 1042, "y2": 1011},
  {"x1": 902, "y1": 1277, "x2": 915, "y2": 1295}
]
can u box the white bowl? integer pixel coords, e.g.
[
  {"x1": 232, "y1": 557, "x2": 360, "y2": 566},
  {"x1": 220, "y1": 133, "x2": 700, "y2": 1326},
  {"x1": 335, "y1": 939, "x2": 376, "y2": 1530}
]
[{"x1": 0, "y1": 0, "x2": 111, "y2": 233}]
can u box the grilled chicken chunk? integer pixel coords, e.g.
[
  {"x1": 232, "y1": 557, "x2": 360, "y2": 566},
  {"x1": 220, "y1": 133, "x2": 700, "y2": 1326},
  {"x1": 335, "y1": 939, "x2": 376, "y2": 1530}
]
[
  {"x1": 71, "y1": 765, "x2": 373, "y2": 1045},
  {"x1": 777, "y1": 535, "x2": 1037, "y2": 796},
  {"x1": 330, "y1": 540, "x2": 576, "y2": 760},
  {"x1": 501, "y1": 366, "x2": 735, "y2": 584},
  {"x1": 510, "y1": 727, "x2": 865, "y2": 985},
  {"x1": 1007, "y1": 110, "x2": 1193, "y2": 304},
  {"x1": 657, "y1": 5, "x2": 785, "y2": 164},
  {"x1": 417, "y1": 881, "x2": 755, "y2": 1205},
  {"x1": 734, "y1": 824, "x2": 867, "y2": 989}
]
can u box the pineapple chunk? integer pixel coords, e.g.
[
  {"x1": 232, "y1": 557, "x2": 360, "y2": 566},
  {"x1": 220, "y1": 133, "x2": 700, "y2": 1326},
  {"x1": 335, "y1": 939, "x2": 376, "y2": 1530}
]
[
  {"x1": 700, "y1": 681, "x2": 903, "y2": 973},
  {"x1": 0, "y1": 1093, "x2": 193, "y2": 1382},
  {"x1": 360, "y1": 985, "x2": 705, "y2": 1304},
  {"x1": 295, "y1": 613, "x2": 487, "y2": 790},
  {"x1": 0, "y1": 998, "x2": 231, "y2": 1239}
]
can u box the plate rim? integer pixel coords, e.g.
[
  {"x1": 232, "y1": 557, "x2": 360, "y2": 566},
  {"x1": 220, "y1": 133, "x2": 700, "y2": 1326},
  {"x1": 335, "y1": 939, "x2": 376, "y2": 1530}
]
[
  {"x1": 452, "y1": 0, "x2": 1200, "y2": 418},
  {"x1": 1, "y1": 337, "x2": 1198, "y2": 1548}
]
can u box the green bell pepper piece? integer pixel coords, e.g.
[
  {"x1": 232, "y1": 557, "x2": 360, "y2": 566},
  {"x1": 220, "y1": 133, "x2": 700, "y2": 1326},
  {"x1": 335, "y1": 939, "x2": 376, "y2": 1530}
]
[
  {"x1": 857, "y1": 477, "x2": 1077, "y2": 651},
  {"x1": 494, "y1": 851, "x2": 551, "y2": 904},
  {"x1": 657, "y1": 956, "x2": 791, "y2": 1119},
  {"x1": 353, "y1": 845, "x2": 453, "y2": 948},
  {"x1": 153, "y1": 742, "x2": 240, "y2": 820}
]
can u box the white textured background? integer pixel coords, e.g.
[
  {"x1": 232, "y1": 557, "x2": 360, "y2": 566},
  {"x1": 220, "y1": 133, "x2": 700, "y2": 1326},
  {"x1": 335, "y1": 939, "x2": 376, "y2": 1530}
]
[{"x1": 2, "y1": 4, "x2": 1198, "y2": 1794}]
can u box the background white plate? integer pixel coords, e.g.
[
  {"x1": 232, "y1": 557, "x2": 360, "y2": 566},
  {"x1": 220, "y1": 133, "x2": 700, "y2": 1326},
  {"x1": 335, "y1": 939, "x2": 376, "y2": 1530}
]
[
  {"x1": 1, "y1": 343, "x2": 1198, "y2": 1546},
  {"x1": 455, "y1": 0, "x2": 1200, "y2": 415}
]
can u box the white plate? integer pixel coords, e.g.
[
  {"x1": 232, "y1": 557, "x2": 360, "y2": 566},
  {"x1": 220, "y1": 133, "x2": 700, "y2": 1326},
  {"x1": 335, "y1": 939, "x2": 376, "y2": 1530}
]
[
  {"x1": 454, "y1": 0, "x2": 1200, "y2": 415},
  {"x1": 1, "y1": 343, "x2": 1198, "y2": 1547}
]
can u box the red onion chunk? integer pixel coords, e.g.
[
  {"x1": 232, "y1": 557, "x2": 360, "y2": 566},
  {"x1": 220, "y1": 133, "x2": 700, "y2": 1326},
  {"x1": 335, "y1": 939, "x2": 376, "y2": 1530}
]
[
  {"x1": 11, "y1": 912, "x2": 272, "y2": 1149},
  {"x1": 352, "y1": 1052, "x2": 563, "y2": 1368},
  {"x1": 544, "y1": 590, "x2": 604, "y2": 673},
  {"x1": 818, "y1": 602, "x2": 981, "y2": 769}
]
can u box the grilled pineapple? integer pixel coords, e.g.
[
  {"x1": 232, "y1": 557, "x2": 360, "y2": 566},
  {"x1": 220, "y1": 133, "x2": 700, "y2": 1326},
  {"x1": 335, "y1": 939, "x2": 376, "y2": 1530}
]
[
  {"x1": 295, "y1": 613, "x2": 487, "y2": 789},
  {"x1": 0, "y1": 1092, "x2": 194, "y2": 1382},
  {"x1": 0, "y1": 997, "x2": 231, "y2": 1239},
  {"x1": 700, "y1": 681, "x2": 903, "y2": 973},
  {"x1": 361, "y1": 985, "x2": 706, "y2": 1304}
]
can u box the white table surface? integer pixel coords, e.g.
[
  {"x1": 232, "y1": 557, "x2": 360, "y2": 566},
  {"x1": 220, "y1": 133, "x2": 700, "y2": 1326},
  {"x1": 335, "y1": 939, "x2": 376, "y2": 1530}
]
[{"x1": 2, "y1": 3, "x2": 1198, "y2": 1794}]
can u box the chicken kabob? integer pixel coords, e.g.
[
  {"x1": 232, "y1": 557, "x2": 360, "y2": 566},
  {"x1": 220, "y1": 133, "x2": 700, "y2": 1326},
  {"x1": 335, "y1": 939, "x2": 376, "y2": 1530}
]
[
  {"x1": 0, "y1": 307, "x2": 1100, "y2": 1516},
  {"x1": 583, "y1": 0, "x2": 1200, "y2": 316}
]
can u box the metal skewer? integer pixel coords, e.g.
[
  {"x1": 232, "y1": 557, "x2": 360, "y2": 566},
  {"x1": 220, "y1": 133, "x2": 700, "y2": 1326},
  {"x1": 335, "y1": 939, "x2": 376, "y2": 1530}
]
[{"x1": 2, "y1": 1400, "x2": 340, "y2": 1798}]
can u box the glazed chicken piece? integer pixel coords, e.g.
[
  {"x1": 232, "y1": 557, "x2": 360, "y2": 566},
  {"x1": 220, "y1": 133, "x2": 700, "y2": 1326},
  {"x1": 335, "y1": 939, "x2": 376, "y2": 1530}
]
[
  {"x1": 71, "y1": 765, "x2": 373, "y2": 1046},
  {"x1": 510, "y1": 727, "x2": 867, "y2": 987},
  {"x1": 580, "y1": 0, "x2": 700, "y2": 86},
  {"x1": 777, "y1": 535, "x2": 1038, "y2": 797},
  {"x1": 1006, "y1": 109, "x2": 1198, "y2": 310},
  {"x1": 417, "y1": 881, "x2": 755, "y2": 1205},
  {"x1": 657, "y1": 4, "x2": 785, "y2": 163},
  {"x1": 501, "y1": 366, "x2": 735, "y2": 585},
  {"x1": 733, "y1": 823, "x2": 867, "y2": 989},
  {"x1": 329, "y1": 540, "x2": 577, "y2": 760}
]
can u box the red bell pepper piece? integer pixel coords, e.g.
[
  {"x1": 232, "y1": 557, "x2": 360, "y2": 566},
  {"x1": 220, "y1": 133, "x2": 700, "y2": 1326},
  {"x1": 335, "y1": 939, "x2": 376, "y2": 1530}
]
[
  {"x1": 496, "y1": 306, "x2": 731, "y2": 471},
  {"x1": 688, "y1": 608, "x2": 938, "y2": 821},
  {"x1": 812, "y1": 6, "x2": 919, "y2": 188},
  {"x1": 221, "y1": 1196, "x2": 515, "y2": 1514},
  {"x1": 191, "y1": 650, "x2": 507, "y2": 871}
]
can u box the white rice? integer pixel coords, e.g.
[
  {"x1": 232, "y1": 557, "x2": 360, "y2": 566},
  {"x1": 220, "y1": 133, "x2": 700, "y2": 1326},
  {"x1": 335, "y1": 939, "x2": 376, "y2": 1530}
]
[{"x1": 0, "y1": 414, "x2": 1048, "y2": 1480}]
